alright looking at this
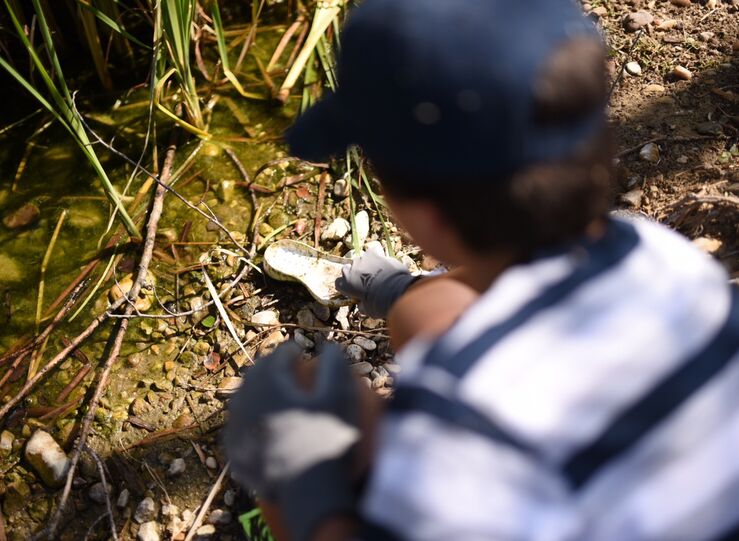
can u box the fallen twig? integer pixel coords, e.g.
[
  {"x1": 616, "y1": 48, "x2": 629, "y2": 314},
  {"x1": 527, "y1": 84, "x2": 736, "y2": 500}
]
[
  {"x1": 85, "y1": 445, "x2": 119, "y2": 541},
  {"x1": 616, "y1": 135, "x2": 718, "y2": 159},
  {"x1": 43, "y1": 131, "x2": 180, "y2": 540}
]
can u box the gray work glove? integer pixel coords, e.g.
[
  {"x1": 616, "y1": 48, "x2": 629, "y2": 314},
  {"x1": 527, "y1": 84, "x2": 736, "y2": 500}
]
[
  {"x1": 224, "y1": 342, "x2": 359, "y2": 541},
  {"x1": 335, "y1": 250, "x2": 419, "y2": 318}
]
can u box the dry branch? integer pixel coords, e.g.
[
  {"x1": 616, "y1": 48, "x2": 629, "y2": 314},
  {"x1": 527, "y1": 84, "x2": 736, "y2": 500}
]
[{"x1": 42, "y1": 134, "x2": 180, "y2": 540}]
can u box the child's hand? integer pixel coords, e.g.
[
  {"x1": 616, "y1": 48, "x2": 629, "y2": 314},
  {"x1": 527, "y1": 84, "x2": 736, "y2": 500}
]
[
  {"x1": 224, "y1": 342, "x2": 359, "y2": 541},
  {"x1": 335, "y1": 250, "x2": 419, "y2": 318}
]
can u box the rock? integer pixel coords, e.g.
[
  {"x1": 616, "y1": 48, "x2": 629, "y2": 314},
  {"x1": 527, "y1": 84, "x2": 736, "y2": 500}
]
[
  {"x1": 591, "y1": 6, "x2": 607, "y2": 17},
  {"x1": 645, "y1": 84, "x2": 666, "y2": 93},
  {"x1": 208, "y1": 509, "x2": 233, "y2": 525},
  {"x1": 695, "y1": 121, "x2": 723, "y2": 136},
  {"x1": 196, "y1": 524, "x2": 216, "y2": 538},
  {"x1": 25, "y1": 430, "x2": 70, "y2": 487},
  {"x1": 216, "y1": 180, "x2": 235, "y2": 203},
  {"x1": 251, "y1": 310, "x2": 280, "y2": 327},
  {"x1": 206, "y1": 456, "x2": 218, "y2": 469},
  {"x1": 3, "y1": 202, "x2": 40, "y2": 229},
  {"x1": 620, "y1": 189, "x2": 644, "y2": 208},
  {"x1": 321, "y1": 218, "x2": 351, "y2": 241},
  {"x1": 108, "y1": 271, "x2": 156, "y2": 312},
  {"x1": 669, "y1": 0, "x2": 690, "y2": 6},
  {"x1": 173, "y1": 413, "x2": 194, "y2": 429},
  {"x1": 217, "y1": 377, "x2": 243, "y2": 399},
  {"x1": 335, "y1": 306, "x2": 350, "y2": 331},
  {"x1": 355, "y1": 210, "x2": 370, "y2": 247},
  {"x1": 134, "y1": 497, "x2": 158, "y2": 524},
  {"x1": 162, "y1": 503, "x2": 179, "y2": 517},
  {"x1": 698, "y1": 31, "x2": 714, "y2": 42},
  {"x1": 137, "y1": 521, "x2": 160, "y2": 541},
  {"x1": 639, "y1": 143, "x2": 660, "y2": 163},
  {"x1": 673, "y1": 65, "x2": 693, "y2": 80},
  {"x1": 89, "y1": 482, "x2": 110, "y2": 504},
  {"x1": 693, "y1": 237, "x2": 722, "y2": 254},
  {"x1": 294, "y1": 330, "x2": 315, "y2": 350},
  {"x1": 168, "y1": 458, "x2": 186, "y2": 476},
  {"x1": 346, "y1": 344, "x2": 367, "y2": 362},
  {"x1": 310, "y1": 302, "x2": 331, "y2": 322},
  {"x1": 655, "y1": 19, "x2": 678, "y2": 31},
  {"x1": 351, "y1": 361, "x2": 374, "y2": 376},
  {"x1": 677, "y1": 155, "x2": 689, "y2": 164},
  {"x1": 353, "y1": 336, "x2": 377, "y2": 351},
  {"x1": 0, "y1": 430, "x2": 14, "y2": 455},
  {"x1": 625, "y1": 62, "x2": 642, "y2": 76},
  {"x1": 623, "y1": 11, "x2": 653, "y2": 32},
  {"x1": 333, "y1": 177, "x2": 349, "y2": 198},
  {"x1": 296, "y1": 308, "x2": 316, "y2": 328},
  {"x1": 258, "y1": 330, "x2": 286, "y2": 356},
  {"x1": 268, "y1": 210, "x2": 290, "y2": 229},
  {"x1": 117, "y1": 488, "x2": 130, "y2": 508},
  {"x1": 130, "y1": 398, "x2": 150, "y2": 417},
  {"x1": 372, "y1": 374, "x2": 389, "y2": 389}
]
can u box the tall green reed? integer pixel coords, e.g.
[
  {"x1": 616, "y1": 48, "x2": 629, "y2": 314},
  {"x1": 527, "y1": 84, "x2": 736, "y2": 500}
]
[{"x1": 0, "y1": 0, "x2": 140, "y2": 237}]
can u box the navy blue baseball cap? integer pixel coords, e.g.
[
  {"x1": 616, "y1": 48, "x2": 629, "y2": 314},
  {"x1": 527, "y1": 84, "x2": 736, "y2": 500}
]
[{"x1": 287, "y1": 0, "x2": 604, "y2": 180}]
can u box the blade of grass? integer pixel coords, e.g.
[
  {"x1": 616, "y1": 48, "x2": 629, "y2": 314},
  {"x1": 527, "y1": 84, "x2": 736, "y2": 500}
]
[
  {"x1": 2, "y1": 0, "x2": 140, "y2": 236},
  {"x1": 277, "y1": 0, "x2": 345, "y2": 103},
  {"x1": 202, "y1": 267, "x2": 251, "y2": 362},
  {"x1": 75, "y1": 0, "x2": 150, "y2": 49},
  {"x1": 210, "y1": 0, "x2": 266, "y2": 100},
  {"x1": 35, "y1": 209, "x2": 68, "y2": 334}
]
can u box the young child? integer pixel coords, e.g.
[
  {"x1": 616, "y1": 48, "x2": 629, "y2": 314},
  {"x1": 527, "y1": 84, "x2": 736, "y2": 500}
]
[{"x1": 225, "y1": 1, "x2": 739, "y2": 540}]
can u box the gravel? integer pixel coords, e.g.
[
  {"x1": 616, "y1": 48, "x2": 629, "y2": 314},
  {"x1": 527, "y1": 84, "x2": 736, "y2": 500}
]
[
  {"x1": 134, "y1": 497, "x2": 158, "y2": 524},
  {"x1": 168, "y1": 458, "x2": 186, "y2": 476}
]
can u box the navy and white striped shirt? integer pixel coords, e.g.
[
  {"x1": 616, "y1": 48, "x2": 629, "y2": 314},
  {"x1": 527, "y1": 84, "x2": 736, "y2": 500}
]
[{"x1": 360, "y1": 217, "x2": 739, "y2": 541}]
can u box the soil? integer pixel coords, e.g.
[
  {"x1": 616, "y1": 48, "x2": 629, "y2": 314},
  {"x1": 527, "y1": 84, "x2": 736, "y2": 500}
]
[{"x1": 0, "y1": 1, "x2": 737, "y2": 540}]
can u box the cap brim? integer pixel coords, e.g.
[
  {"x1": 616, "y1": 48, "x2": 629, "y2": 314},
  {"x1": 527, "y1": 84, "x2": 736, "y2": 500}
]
[{"x1": 286, "y1": 93, "x2": 353, "y2": 163}]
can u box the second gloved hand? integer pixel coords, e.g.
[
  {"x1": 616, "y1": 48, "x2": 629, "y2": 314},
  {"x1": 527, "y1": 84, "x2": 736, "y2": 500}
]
[
  {"x1": 335, "y1": 250, "x2": 420, "y2": 318},
  {"x1": 224, "y1": 342, "x2": 359, "y2": 541}
]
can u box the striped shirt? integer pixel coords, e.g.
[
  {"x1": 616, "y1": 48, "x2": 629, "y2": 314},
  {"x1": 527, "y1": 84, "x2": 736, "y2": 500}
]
[{"x1": 359, "y1": 217, "x2": 739, "y2": 541}]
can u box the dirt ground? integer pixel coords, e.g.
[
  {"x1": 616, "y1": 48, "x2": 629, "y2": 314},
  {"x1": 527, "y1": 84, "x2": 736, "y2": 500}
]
[{"x1": 1, "y1": 1, "x2": 738, "y2": 540}]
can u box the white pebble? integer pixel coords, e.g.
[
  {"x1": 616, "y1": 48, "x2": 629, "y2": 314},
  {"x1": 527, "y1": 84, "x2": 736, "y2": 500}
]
[
  {"x1": 137, "y1": 521, "x2": 160, "y2": 541},
  {"x1": 205, "y1": 456, "x2": 218, "y2": 469},
  {"x1": 208, "y1": 508, "x2": 233, "y2": 525},
  {"x1": 134, "y1": 497, "x2": 157, "y2": 524},
  {"x1": 168, "y1": 458, "x2": 186, "y2": 476},
  {"x1": 196, "y1": 524, "x2": 216, "y2": 537},
  {"x1": 223, "y1": 489, "x2": 236, "y2": 507},
  {"x1": 355, "y1": 211, "x2": 370, "y2": 247},
  {"x1": 625, "y1": 61, "x2": 642, "y2": 76},
  {"x1": 251, "y1": 310, "x2": 280, "y2": 327},
  {"x1": 321, "y1": 218, "x2": 351, "y2": 241},
  {"x1": 335, "y1": 306, "x2": 350, "y2": 331},
  {"x1": 24, "y1": 430, "x2": 69, "y2": 487}
]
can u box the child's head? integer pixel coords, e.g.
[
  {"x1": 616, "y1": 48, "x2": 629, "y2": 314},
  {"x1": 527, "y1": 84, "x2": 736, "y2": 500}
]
[{"x1": 288, "y1": 0, "x2": 613, "y2": 264}]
